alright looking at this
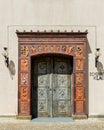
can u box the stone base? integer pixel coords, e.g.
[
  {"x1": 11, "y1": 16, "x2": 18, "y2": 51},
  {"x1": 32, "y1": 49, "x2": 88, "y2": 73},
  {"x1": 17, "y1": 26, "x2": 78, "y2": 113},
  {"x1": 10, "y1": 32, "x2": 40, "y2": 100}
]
[
  {"x1": 72, "y1": 115, "x2": 88, "y2": 119},
  {"x1": 89, "y1": 115, "x2": 104, "y2": 118},
  {"x1": 17, "y1": 115, "x2": 32, "y2": 120}
]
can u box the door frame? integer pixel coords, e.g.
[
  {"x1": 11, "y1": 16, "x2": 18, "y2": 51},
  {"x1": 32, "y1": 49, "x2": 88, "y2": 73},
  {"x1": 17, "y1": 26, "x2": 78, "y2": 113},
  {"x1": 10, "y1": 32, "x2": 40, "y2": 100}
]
[{"x1": 17, "y1": 31, "x2": 88, "y2": 119}]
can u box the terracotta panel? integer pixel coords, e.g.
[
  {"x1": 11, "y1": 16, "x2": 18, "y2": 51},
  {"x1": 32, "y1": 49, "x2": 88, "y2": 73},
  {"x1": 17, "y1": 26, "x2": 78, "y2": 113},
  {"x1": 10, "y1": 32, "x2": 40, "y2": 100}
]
[
  {"x1": 76, "y1": 87, "x2": 84, "y2": 100},
  {"x1": 20, "y1": 59, "x2": 28, "y2": 71},
  {"x1": 20, "y1": 45, "x2": 29, "y2": 57},
  {"x1": 76, "y1": 73, "x2": 84, "y2": 85},
  {"x1": 76, "y1": 59, "x2": 84, "y2": 71},
  {"x1": 20, "y1": 87, "x2": 28, "y2": 100},
  {"x1": 75, "y1": 45, "x2": 84, "y2": 58},
  {"x1": 20, "y1": 73, "x2": 29, "y2": 85},
  {"x1": 20, "y1": 101, "x2": 29, "y2": 114},
  {"x1": 76, "y1": 101, "x2": 84, "y2": 113}
]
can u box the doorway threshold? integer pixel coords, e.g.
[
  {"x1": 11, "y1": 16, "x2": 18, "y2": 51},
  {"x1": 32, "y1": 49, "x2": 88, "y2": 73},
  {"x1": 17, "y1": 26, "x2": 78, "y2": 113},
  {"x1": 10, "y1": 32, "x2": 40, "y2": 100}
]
[{"x1": 31, "y1": 117, "x2": 73, "y2": 122}]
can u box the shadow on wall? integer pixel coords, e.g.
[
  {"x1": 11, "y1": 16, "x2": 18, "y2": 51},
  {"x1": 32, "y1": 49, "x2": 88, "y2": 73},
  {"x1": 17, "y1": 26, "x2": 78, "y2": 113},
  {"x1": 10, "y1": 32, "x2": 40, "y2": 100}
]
[
  {"x1": 86, "y1": 38, "x2": 92, "y2": 117},
  {"x1": 8, "y1": 60, "x2": 16, "y2": 80}
]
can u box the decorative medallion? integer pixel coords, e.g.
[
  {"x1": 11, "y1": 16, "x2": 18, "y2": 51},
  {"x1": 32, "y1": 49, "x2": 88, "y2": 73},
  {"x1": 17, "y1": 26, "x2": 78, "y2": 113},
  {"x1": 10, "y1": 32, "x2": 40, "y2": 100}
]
[
  {"x1": 38, "y1": 101, "x2": 47, "y2": 112},
  {"x1": 38, "y1": 75, "x2": 48, "y2": 86},
  {"x1": 58, "y1": 101, "x2": 67, "y2": 112},
  {"x1": 58, "y1": 88, "x2": 67, "y2": 99},
  {"x1": 38, "y1": 88, "x2": 46, "y2": 99},
  {"x1": 58, "y1": 75, "x2": 67, "y2": 86}
]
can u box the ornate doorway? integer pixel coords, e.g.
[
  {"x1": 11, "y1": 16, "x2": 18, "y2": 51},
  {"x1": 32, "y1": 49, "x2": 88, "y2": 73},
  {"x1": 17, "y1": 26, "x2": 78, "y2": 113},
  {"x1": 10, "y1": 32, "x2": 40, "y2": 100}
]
[
  {"x1": 31, "y1": 56, "x2": 73, "y2": 118},
  {"x1": 16, "y1": 31, "x2": 88, "y2": 119}
]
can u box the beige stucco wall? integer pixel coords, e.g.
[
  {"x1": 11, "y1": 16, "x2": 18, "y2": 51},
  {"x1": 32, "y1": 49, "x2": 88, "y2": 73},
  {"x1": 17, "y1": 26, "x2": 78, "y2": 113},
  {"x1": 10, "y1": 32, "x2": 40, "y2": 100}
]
[{"x1": 0, "y1": 0, "x2": 104, "y2": 116}]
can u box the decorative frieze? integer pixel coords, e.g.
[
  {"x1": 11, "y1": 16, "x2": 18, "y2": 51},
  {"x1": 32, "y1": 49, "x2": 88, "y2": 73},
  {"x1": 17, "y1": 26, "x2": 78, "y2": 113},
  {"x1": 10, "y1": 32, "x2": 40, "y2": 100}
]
[{"x1": 20, "y1": 45, "x2": 75, "y2": 56}]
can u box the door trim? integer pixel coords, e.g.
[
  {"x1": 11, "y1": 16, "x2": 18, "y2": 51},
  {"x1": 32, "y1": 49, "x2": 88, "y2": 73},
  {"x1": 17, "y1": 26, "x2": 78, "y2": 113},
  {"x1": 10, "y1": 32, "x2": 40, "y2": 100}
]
[{"x1": 17, "y1": 32, "x2": 88, "y2": 119}]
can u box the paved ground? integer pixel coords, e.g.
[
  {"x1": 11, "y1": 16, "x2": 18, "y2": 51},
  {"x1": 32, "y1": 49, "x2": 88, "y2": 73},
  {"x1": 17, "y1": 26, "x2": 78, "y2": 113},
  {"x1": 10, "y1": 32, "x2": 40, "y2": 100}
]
[{"x1": 0, "y1": 117, "x2": 104, "y2": 130}]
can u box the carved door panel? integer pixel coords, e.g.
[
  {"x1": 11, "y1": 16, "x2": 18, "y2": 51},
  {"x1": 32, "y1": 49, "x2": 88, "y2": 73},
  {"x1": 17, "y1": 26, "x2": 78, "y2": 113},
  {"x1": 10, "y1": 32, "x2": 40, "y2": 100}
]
[
  {"x1": 53, "y1": 57, "x2": 72, "y2": 117},
  {"x1": 32, "y1": 56, "x2": 72, "y2": 117},
  {"x1": 32, "y1": 57, "x2": 51, "y2": 117}
]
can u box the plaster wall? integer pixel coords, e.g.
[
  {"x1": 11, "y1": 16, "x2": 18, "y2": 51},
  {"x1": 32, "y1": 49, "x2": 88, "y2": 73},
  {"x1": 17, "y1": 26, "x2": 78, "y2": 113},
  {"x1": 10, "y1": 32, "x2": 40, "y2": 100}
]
[{"x1": 0, "y1": 0, "x2": 104, "y2": 116}]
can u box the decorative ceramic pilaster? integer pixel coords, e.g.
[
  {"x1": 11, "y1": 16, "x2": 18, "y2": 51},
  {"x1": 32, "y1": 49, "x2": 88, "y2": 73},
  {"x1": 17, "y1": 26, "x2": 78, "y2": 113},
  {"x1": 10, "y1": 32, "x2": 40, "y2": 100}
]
[{"x1": 17, "y1": 32, "x2": 88, "y2": 119}]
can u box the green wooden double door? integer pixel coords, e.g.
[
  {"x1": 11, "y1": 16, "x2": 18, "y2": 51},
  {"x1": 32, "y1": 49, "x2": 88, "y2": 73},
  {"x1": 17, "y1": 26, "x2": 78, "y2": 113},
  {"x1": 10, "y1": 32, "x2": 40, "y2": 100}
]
[{"x1": 31, "y1": 56, "x2": 72, "y2": 118}]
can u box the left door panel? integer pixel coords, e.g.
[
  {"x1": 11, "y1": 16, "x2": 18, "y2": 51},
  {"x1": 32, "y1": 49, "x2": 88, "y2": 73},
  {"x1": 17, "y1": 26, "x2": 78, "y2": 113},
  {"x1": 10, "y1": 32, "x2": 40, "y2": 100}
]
[{"x1": 31, "y1": 57, "x2": 51, "y2": 118}]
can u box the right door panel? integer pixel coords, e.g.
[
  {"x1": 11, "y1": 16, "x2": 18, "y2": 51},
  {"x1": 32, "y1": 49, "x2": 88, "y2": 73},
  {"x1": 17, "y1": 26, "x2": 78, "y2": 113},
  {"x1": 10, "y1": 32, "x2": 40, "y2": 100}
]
[{"x1": 53, "y1": 57, "x2": 72, "y2": 117}]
